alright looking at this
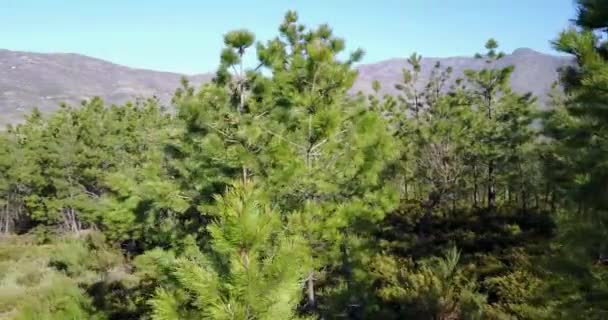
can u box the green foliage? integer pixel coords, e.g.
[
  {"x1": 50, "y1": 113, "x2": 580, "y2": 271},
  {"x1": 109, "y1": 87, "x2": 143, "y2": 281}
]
[
  {"x1": 14, "y1": 276, "x2": 104, "y2": 320},
  {"x1": 575, "y1": 0, "x2": 608, "y2": 30},
  {"x1": 0, "y1": 233, "x2": 127, "y2": 319},
  {"x1": 0, "y1": 6, "x2": 605, "y2": 320},
  {"x1": 165, "y1": 11, "x2": 399, "y2": 316},
  {"x1": 373, "y1": 247, "x2": 488, "y2": 319},
  {"x1": 149, "y1": 183, "x2": 310, "y2": 320},
  {"x1": 0, "y1": 98, "x2": 171, "y2": 238},
  {"x1": 542, "y1": 0, "x2": 608, "y2": 317}
]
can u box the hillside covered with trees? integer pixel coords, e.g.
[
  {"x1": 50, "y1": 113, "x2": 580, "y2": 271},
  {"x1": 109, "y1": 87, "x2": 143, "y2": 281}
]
[{"x1": 1, "y1": 1, "x2": 608, "y2": 319}]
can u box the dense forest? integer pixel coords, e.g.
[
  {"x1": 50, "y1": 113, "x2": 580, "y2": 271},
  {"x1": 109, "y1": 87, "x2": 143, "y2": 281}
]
[{"x1": 1, "y1": 1, "x2": 608, "y2": 319}]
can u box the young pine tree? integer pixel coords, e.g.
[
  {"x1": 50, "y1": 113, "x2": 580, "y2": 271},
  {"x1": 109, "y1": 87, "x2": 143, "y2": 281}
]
[
  {"x1": 464, "y1": 39, "x2": 514, "y2": 208},
  {"x1": 372, "y1": 247, "x2": 488, "y2": 320},
  {"x1": 251, "y1": 12, "x2": 399, "y2": 314},
  {"x1": 149, "y1": 183, "x2": 311, "y2": 320},
  {"x1": 542, "y1": 0, "x2": 608, "y2": 316},
  {"x1": 171, "y1": 12, "x2": 399, "y2": 315}
]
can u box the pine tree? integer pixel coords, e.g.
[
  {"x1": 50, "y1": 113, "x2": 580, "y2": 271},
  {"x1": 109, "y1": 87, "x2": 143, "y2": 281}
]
[
  {"x1": 149, "y1": 183, "x2": 310, "y2": 320},
  {"x1": 415, "y1": 92, "x2": 472, "y2": 216},
  {"x1": 550, "y1": 2, "x2": 608, "y2": 212},
  {"x1": 425, "y1": 61, "x2": 453, "y2": 106},
  {"x1": 494, "y1": 92, "x2": 538, "y2": 210},
  {"x1": 395, "y1": 53, "x2": 424, "y2": 119},
  {"x1": 168, "y1": 12, "x2": 399, "y2": 315},
  {"x1": 250, "y1": 12, "x2": 399, "y2": 314},
  {"x1": 390, "y1": 53, "x2": 426, "y2": 203},
  {"x1": 542, "y1": 0, "x2": 608, "y2": 316},
  {"x1": 0, "y1": 125, "x2": 40, "y2": 234},
  {"x1": 167, "y1": 29, "x2": 267, "y2": 222},
  {"x1": 464, "y1": 39, "x2": 514, "y2": 208},
  {"x1": 0, "y1": 109, "x2": 47, "y2": 233},
  {"x1": 372, "y1": 247, "x2": 488, "y2": 319}
]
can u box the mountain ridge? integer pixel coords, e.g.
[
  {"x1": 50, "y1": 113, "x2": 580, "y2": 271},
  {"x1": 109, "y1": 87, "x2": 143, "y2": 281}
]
[
  {"x1": 0, "y1": 48, "x2": 571, "y2": 127},
  {"x1": 352, "y1": 47, "x2": 571, "y2": 104}
]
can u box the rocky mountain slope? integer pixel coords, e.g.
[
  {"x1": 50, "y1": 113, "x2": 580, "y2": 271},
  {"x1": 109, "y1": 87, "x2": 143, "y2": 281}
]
[
  {"x1": 353, "y1": 48, "x2": 571, "y2": 105},
  {"x1": 0, "y1": 49, "x2": 211, "y2": 126},
  {"x1": 0, "y1": 48, "x2": 570, "y2": 127}
]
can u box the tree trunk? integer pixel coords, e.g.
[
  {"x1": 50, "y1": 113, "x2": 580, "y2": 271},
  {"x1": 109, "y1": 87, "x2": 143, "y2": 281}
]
[
  {"x1": 2, "y1": 194, "x2": 8, "y2": 234},
  {"x1": 420, "y1": 192, "x2": 439, "y2": 236},
  {"x1": 473, "y1": 163, "x2": 479, "y2": 207},
  {"x1": 485, "y1": 92, "x2": 496, "y2": 209},
  {"x1": 63, "y1": 207, "x2": 81, "y2": 234},
  {"x1": 307, "y1": 271, "x2": 315, "y2": 310},
  {"x1": 543, "y1": 183, "x2": 550, "y2": 211},
  {"x1": 239, "y1": 52, "x2": 245, "y2": 113},
  {"x1": 487, "y1": 160, "x2": 496, "y2": 208}
]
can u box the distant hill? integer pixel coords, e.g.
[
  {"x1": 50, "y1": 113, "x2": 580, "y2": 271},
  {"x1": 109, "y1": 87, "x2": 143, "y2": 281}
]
[
  {"x1": 0, "y1": 48, "x2": 571, "y2": 127},
  {"x1": 353, "y1": 48, "x2": 572, "y2": 106},
  {"x1": 0, "y1": 49, "x2": 212, "y2": 127}
]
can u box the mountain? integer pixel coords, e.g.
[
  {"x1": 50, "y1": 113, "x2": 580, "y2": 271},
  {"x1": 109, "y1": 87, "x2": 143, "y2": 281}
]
[
  {"x1": 0, "y1": 48, "x2": 571, "y2": 127},
  {"x1": 0, "y1": 49, "x2": 212, "y2": 127},
  {"x1": 352, "y1": 48, "x2": 571, "y2": 105}
]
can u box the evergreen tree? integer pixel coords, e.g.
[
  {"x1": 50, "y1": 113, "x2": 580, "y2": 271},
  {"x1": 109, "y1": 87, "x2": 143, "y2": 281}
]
[
  {"x1": 464, "y1": 39, "x2": 514, "y2": 208},
  {"x1": 494, "y1": 92, "x2": 538, "y2": 210},
  {"x1": 168, "y1": 12, "x2": 399, "y2": 316},
  {"x1": 372, "y1": 247, "x2": 488, "y2": 319},
  {"x1": 149, "y1": 183, "x2": 310, "y2": 320},
  {"x1": 395, "y1": 53, "x2": 424, "y2": 119},
  {"x1": 251, "y1": 12, "x2": 399, "y2": 314},
  {"x1": 0, "y1": 124, "x2": 40, "y2": 234},
  {"x1": 542, "y1": 0, "x2": 608, "y2": 316},
  {"x1": 0, "y1": 8, "x2": 590, "y2": 320}
]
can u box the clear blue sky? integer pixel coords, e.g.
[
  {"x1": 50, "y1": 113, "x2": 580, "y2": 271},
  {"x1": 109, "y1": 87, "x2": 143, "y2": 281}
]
[{"x1": 1, "y1": 0, "x2": 576, "y2": 74}]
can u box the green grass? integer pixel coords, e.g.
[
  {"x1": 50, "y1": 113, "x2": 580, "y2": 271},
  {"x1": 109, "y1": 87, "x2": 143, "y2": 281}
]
[{"x1": 0, "y1": 232, "x2": 125, "y2": 319}]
